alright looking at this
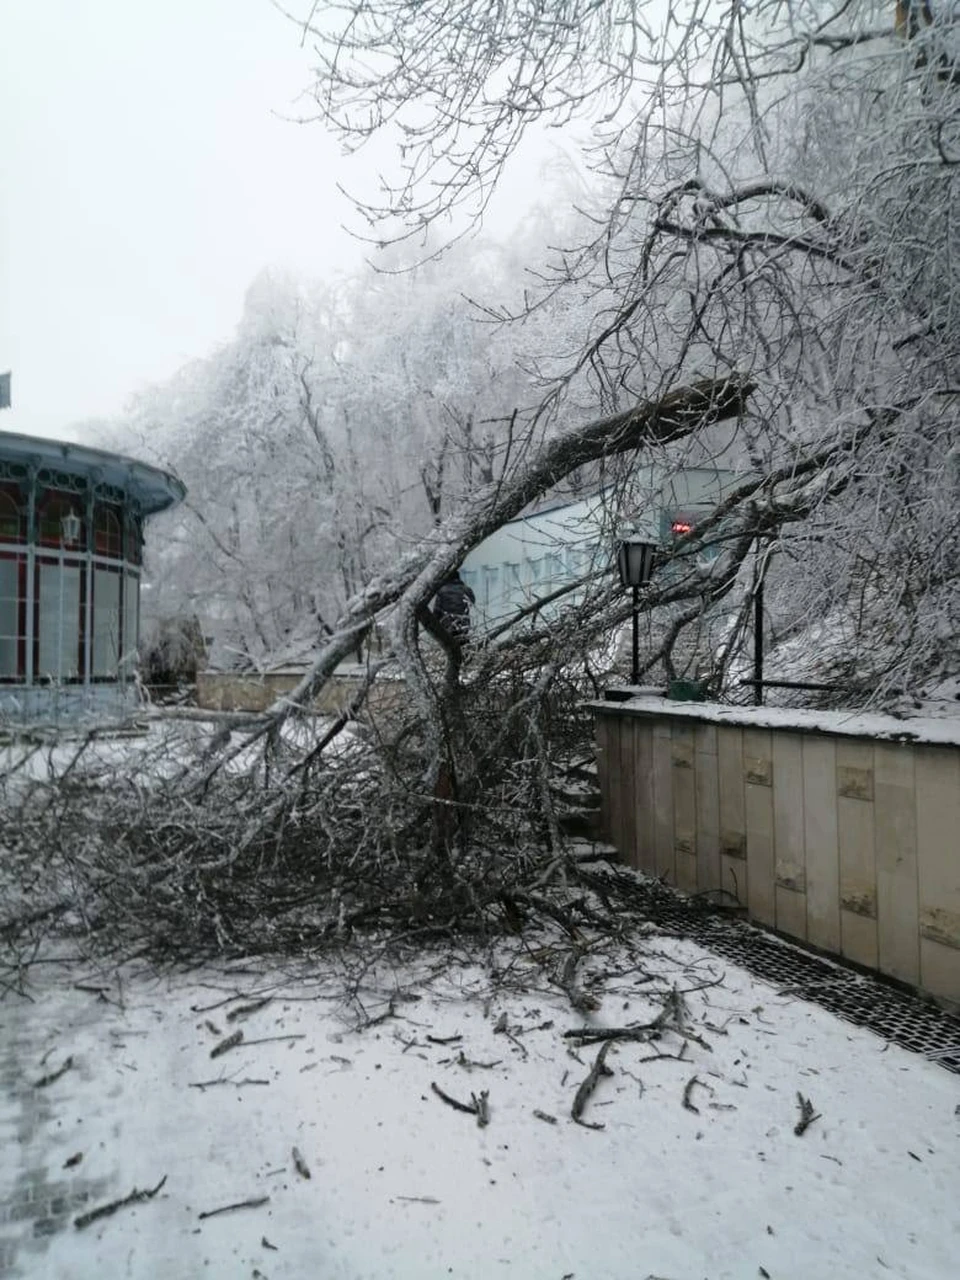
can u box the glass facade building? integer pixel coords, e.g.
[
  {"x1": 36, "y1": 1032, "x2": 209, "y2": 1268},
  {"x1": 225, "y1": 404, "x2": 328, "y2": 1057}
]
[{"x1": 0, "y1": 432, "x2": 185, "y2": 726}]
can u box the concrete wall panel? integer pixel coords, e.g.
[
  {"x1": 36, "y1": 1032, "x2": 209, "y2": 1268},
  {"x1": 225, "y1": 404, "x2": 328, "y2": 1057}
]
[{"x1": 595, "y1": 703, "x2": 960, "y2": 1007}]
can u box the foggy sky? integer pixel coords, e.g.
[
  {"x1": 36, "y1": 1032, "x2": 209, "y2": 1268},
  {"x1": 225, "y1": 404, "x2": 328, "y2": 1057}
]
[{"x1": 0, "y1": 1, "x2": 362, "y2": 442}]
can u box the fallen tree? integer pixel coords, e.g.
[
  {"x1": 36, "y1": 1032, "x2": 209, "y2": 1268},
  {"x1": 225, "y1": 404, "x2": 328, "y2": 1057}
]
[{"x1": 2, "y1": 375, "x2": 767, "y2": 967}]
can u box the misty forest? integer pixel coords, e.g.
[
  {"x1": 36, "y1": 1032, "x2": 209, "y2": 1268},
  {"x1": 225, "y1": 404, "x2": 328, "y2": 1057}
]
[{"x1": 3, "y1": 0, "x2": 959, "y2": 967}]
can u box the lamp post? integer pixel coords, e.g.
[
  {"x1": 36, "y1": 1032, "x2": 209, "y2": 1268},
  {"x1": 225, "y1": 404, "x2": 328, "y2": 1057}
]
[{"x1": 615, "y1": 537, "x2": 658, "y2": 686}]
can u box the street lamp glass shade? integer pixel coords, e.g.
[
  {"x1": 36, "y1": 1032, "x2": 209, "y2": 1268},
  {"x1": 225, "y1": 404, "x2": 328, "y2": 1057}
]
[
  {"x1": 616, "y1": 538, "x2": 657, "y2": 588},
  {"x1": 61, "y1": 510, "x2": 82, "y2": 545}
]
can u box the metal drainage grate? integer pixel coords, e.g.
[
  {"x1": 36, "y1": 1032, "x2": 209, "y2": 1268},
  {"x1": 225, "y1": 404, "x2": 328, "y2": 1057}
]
[{"x1": 609, "y1": 873, "x2": 960, "y2": 1074}]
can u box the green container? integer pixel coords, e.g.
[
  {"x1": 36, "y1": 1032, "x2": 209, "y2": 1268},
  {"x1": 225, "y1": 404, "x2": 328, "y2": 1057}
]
[{"x1": 668, "y1": 679, "x2": 708, "y2": 702}]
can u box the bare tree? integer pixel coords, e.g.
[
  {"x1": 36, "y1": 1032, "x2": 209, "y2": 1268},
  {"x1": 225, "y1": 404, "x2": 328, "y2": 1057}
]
[{"x1": 283, "y1": 0, "x2": 960, "y2": 696}]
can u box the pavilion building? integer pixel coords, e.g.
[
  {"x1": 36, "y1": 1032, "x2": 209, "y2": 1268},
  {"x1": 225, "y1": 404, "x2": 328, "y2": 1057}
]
[{"x1": 0, "y1": 431, "x2": 185, "y2": 726}]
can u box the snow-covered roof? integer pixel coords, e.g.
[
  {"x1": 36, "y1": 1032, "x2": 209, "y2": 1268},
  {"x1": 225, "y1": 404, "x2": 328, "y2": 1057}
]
[
  {"x1": 592, "y1": 692, "x2": 960, "y2": 748},
  {"x1": 0, "y1": 430, "x2": 185, "y2": 515}
]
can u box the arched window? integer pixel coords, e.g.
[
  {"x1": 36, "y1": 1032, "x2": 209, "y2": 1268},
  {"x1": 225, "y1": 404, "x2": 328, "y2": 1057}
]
[
  {"x1": 125, "y1": 514, "x2": 142, "y2": 565},
  {"x1": 0, "y1": 489, "x2": 22, "y2": 542},
  {"x1": 94, "y1": 506, "x2": 122, "y2": 558}
]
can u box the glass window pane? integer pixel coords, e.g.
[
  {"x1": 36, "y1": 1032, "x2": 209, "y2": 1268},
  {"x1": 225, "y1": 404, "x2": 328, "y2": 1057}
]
[
  {"x1": 93, "y1": 569, "x2": 121, "y2": 677},
  {"x1": 95, "y1": 507, "x2": 122, "y2": 557},
  {"x1": 0, "y1": 558, "x2": 20, "y2": 677},
  {"x1": 123, "y1": 574, "x2": 139, "y2": 668},
  {"x1": 38, "y1": 563, "x2": 81, "y2": 680}
]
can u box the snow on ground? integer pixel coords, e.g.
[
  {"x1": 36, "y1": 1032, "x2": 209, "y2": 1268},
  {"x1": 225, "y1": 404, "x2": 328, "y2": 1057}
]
[
  {"x1": 0, "y1": 711, "x2": 351, "y2": 795},
  {"x1": 3, "y1": 939, "x2": 959, "y2": 1280}
]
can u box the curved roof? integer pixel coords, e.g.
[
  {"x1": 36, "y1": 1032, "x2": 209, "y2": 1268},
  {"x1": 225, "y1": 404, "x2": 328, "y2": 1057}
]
[{"x1": 0, "y1": 431, "x2": 186, "y2": 516}]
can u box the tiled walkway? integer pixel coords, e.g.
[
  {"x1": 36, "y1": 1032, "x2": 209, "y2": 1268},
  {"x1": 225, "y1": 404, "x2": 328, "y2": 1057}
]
[{"x1": 0, "y1": 979, "x2": 113, "y2": 1277}]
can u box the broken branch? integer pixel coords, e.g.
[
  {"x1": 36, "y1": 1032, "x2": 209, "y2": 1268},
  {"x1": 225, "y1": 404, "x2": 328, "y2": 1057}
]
[
  {"x1": 198, "y1": 1196, "x2": 270, "y2": 1220},
  {"x1": 682, "y1": 1075, "x2": 705, "y2": 1114},
  {"x1": 210, "y1": 1029, "x2": 244, "y2": 1058},
  {"x1": 571, "y1": 1040, "x2": 614, "y2": 1128},
  {"x1": 226, "y1": 997, "x2": 272, "y2": 1022},
  {"x1": 431, "y1": 1080, "x2": 482, "y2": 1118},
  {"x1": 34, "y1": 1055, "x2": 74, "y2": 1088},
  {"x1": 75, "y1": 1175, "x2": 167, "y2": 1230},
  {"x1": 794, "y1": 1092, "x2": 820, "y2": 1136}
]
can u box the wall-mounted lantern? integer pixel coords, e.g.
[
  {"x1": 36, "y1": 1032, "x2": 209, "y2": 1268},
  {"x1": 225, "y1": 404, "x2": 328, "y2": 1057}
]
[{"x1": 60, "y1": 509, "x2": 82, "y2": 546}]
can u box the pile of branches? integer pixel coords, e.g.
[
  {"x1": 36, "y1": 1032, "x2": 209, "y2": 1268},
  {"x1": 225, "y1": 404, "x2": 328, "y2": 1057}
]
[{"x1": 0, "y1": 669, "x2": 606, "y2": 968}]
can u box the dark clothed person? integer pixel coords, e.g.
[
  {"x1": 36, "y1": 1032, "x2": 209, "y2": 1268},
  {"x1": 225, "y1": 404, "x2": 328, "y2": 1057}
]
[{"x1": 432, "y1": 572, "x2": 475, "y2": 642}]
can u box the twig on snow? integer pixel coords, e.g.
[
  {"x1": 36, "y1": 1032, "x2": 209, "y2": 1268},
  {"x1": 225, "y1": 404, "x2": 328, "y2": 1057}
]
[
  {"x1": 453, "y1": 1050, "x2": 501, "y2": 1070},
  {"x1": 533, "y1": 1109, "x2": 558, "y2": 1124},
  {"x1": 239, "y1": 1034, "x2": 306, "y2": 1047},
  {"x1": 34, "y1": 1055, "x2": 74, "y2": 1088},
  {"x1": 637, "y1": 1043, "x2": 690, "y2": 1065},
  {"x1": 794, "y1": 1092, "x2": 820, "y2": 1136},
  {"x1": 472, "y1": 1090, "x2": 490, "y2": 1127},
  {"x1": 682, "y1": 1076, "x2": 706, "y2": 1113},
  {"x1": 198, "y1": 1196, "x2": 270, "y2": 1220},
  {"x1": 188, "y1": 1077, "x2": 269, "y2": 1090},
  {"x1": 564, "y1": 1023, "x2": 656, "y2": 1045},
  {"x1": 226, "y1": 997, "x2": 273, "y2": 1022},
  {"x1": 74, "y1": 1175, "x2": 167, "y2": 1229},
  {"x1": 292, "y1": 1147, "x2": 311, "y2": 1179},
  {"x1": 210, "y1": 1029, "x2": 244, "y2": 1058},
  {"x1": 431, "y1": 1080, "x2": 489, "y2": 1126},
  {"x1": 559, "y1": 946, "x2": 600, "y2": 1013},
  {"x1": 571, "y1": 1041, "x2": 614, "y2": 1129},
  {"x1": 492, "y1": 1013, "x2": 529, "y2": 1059}
]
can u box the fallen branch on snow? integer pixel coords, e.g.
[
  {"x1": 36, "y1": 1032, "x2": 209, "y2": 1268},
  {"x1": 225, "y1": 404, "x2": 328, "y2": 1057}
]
[
  {"x1": 571, "y1": 1041, "x2": 614, "y2": 1128},
  {"x1": 198, "y1": 1196, "x2": 270, "y2": 1220},
  {"x1": 75, "y1": 1175, "x2": 167, "y2": 1229},
  {"x1": 682, "y1": 1075, "x2": 707, "y2": 1113},
  {"x1": 794, "y1": 1092, "x2": 821, "y2": 1136},
  {"x1": 34, "y1": 1055, "x2": 74, "y2": 1088},
  {"x1": 188, "y1": 1077, "x2": 269, "y2": 1090},
  {"x1": 431, "y1": 1080, "x2": 490, "y2": 1126},
  {"x1": 226, "y1": 997, "x2": 272, "y2": 1022},
  {"x1": 210, "y1": 1029, "x2": 244, "y2": 1058}
]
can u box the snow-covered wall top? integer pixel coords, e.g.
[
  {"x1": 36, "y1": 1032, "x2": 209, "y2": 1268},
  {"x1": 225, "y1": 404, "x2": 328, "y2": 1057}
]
[{"x1": 592, "y1": 693, "x2": 960, "y2": 749}]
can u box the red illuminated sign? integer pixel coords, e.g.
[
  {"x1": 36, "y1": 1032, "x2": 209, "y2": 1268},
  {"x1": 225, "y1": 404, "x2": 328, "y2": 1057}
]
[{"x1": 671, "y1": 520, "x2": 693, "y2": 536}]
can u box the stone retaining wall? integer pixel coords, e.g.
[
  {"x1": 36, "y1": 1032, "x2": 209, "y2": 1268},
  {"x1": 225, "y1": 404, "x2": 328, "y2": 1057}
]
[{"x1": 196, "y1": 668, "x2": 406, "y2": 718}]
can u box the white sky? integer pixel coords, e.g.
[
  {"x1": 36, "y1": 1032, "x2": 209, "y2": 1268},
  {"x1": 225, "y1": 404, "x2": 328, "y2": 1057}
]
[{"x1": 0, "y1": 1, "x2": 369, "y2": 442}]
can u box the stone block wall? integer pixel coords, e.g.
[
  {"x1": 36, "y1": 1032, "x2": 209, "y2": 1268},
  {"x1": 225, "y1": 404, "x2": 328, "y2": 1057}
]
[{"x1": 196, "y1": 668, "x2": 406, "y2": 719}]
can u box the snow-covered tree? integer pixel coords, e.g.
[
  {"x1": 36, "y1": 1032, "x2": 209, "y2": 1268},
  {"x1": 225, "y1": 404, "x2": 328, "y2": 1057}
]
[{"x1": 284, "y1": 0, "x2": 960, "y2": 697}]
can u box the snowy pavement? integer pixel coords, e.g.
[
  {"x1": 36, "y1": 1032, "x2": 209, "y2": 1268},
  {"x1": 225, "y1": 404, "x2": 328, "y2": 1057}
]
[{"x1": 1, "y1": 939, "x2": 958, "y2": 1280}]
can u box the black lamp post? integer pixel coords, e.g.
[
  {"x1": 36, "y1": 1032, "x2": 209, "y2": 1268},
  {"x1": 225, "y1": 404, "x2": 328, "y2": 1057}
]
[{"x1": 616, "y1": 537, "x2": 658, "y2": 685}]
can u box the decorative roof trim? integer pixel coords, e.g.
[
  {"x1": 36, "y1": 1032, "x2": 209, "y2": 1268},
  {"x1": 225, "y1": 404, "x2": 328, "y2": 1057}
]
[{"x1": 0, "y1": 431, "x2": 185, "y2": 515}]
